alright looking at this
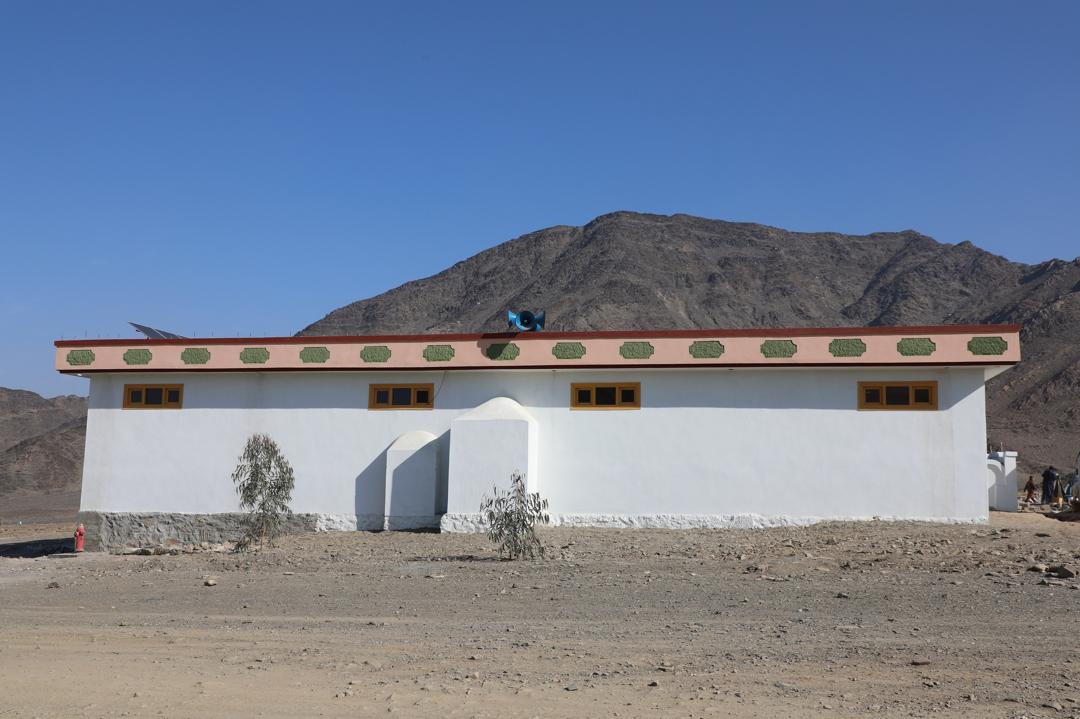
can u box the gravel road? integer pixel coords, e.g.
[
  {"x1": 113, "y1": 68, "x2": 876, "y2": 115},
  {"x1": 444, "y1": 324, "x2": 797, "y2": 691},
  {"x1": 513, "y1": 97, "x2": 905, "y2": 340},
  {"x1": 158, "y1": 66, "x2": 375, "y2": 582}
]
[{"x1": 2, "y1": 512, "x2": 1079, "y2": 718}]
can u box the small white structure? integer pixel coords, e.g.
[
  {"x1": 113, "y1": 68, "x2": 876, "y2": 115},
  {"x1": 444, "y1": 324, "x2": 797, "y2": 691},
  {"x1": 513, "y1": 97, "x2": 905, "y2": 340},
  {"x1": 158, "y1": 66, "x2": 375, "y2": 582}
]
[
  {"x1": 987, "y1": 450, "x2": 1019, "y2": 512},
  {"x1": 445, "y1": 397, "x2": 539, "y2": 532},
  {"x1": 385, "y1": 430, "x2": 440, "y2": 530},
  {"x1": 55, "y1": 324, "x2": 1023, "y2": 550}
]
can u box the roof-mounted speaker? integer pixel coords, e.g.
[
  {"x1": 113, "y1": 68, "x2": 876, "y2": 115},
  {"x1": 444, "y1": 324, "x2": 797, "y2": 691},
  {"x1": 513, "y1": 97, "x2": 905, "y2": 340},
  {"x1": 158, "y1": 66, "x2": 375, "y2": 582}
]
[{"x1": 507, "y1": 310, "x2": 545, "y2": 332}]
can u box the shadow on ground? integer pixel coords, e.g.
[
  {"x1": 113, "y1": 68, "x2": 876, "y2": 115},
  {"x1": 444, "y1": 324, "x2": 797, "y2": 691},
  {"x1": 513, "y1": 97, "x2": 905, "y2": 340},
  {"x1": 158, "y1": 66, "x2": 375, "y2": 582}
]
[{"x1": 0, "y1": 537, "x2": 74, "y2": 558}]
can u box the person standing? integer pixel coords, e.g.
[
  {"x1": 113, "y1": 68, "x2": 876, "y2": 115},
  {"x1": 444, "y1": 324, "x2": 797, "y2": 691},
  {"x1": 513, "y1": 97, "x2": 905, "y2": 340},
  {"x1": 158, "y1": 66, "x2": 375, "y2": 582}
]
[{"x1": 1042, "y1": 466, "x2": 1059, "y2": 506}]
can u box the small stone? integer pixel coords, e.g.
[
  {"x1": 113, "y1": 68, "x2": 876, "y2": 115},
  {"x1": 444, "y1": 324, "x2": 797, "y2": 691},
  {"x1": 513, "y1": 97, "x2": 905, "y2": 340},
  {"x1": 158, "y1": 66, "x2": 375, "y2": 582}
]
[
  {"x1": 648, "y1": 680, "x2": 660, "y2": 687},
  {"x1": 1029, "y1": 563, "x2": 1050, "y2": 573},
  {"x1": 1036, "y1": 532, "x2": 1051, "y2": 537},
  {"x1": 1048, "y1": 565, "x2": 1076, "y2": 579},
  {"x1": 564, "y1": 682, "x2": 578, "y2": 691},
  {"x1": 835, "y1": 592, "x2": 850, "y2": 599},
  {"x1": 204, "y1": 579, "x2": 217, "y2": 587},
  {"x1": 46, "y1": 581, "x2": 60, "y2": 589},
  {"x1": 911, "y1": 657, "x2": 932, "y2": 666}
]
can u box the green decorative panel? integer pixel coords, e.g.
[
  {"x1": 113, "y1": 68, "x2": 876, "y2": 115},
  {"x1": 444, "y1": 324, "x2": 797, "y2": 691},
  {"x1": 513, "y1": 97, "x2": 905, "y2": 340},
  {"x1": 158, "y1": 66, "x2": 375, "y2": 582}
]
[
  {"x1": 967, "y1": 336, "x2": 1008, "y2": 356},
  {"x1": 689, "y1": 340, "x2": 725, "y2": 359},
  {"x1": 65, "y1": 349, "x2": 95, "y2": 366},
  {"x1": 299, "y1": 346, "x2": 330, "y2": 363},
  {"x1": 123, "y1": 349, "x2": 152, "y2": 365},
  {"x1": 551, "y1": 342, "x2": 587, "y2": 360},
  {"x1": 485, "y1": 342, "x2": 520, "y2": 361},
  {"x1": 422, "y1": 344, "x2": 455, "y2": 362},
  {"x1": 760, "y1": 340, "x2": 797, "y2": 358},
  {"x1": 240, "y1": 347, "x2": 270, "y2": 364},
  {"x1": 360, "y1": 345, "x2": 391, "y2": 363},
  {"x1": 181, "y1": 347, "x2": 211, "y2": 365},
  {"x1": 897, "y1": 337, "x2": 936, "y2": 356},
  {"x1": 619, "y1": 341, "x2": 655, "y2": 360},
  {"x1": 828, "y1": 338, "x2": 866, "y2": 358}
]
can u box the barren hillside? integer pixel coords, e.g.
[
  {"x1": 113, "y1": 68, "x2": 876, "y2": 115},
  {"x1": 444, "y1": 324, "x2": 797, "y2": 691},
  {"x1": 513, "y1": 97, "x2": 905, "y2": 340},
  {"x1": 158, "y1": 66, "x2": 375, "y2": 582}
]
[{"x1": 301, "y1": 212, "x2": 1080, "y2": 471}]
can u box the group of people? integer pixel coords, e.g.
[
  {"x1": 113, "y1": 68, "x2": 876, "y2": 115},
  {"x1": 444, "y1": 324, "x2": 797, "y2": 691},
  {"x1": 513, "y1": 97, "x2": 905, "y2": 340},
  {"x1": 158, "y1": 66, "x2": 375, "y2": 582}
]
[{"x1": 1023, "y1": 455, "x2": 1080, "y2": 509}]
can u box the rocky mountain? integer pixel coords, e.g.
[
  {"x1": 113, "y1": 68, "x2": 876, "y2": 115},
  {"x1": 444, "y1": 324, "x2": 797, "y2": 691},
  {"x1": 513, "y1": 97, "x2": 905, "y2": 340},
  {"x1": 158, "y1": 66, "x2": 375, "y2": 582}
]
[
  {"x1": 3, "y1": 211, "x2": 1077, "y2": 512},
  {"x1": 301, "y1": 211, "x2": 1080, "y2": 472},
  {"x1": 0, "y1": 388, "x2": 87, "y2": 497}
]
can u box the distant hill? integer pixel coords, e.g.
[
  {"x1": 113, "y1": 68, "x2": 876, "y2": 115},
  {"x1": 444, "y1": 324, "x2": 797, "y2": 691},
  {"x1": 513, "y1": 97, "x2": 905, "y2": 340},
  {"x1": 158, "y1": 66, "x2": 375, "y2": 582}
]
[
  {"x1": 0, "y1": 388, "x2": 87, "y2": 511},
  {"x1": 301, "y1": 211, "x2": 1080, "y2": 472}
]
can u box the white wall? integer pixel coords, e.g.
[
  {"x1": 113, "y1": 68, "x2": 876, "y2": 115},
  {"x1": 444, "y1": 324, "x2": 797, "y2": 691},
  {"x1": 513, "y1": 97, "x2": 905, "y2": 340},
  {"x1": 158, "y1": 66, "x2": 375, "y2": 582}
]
[{"x1": 80, "y1": 366, "x2": 991, "y2": 525}]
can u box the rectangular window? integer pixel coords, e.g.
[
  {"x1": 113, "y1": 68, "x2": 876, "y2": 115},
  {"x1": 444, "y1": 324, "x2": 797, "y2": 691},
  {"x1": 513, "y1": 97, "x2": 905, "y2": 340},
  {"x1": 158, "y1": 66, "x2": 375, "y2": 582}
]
[
  {"x1": 123, "y1": 384, "x2": 183, "y2": 409},
  {"x1": 369, "y1": 384, "x2": 435, "y2": 410},
  {"x1": 570, "y1": 382, "x2": 641, "y2": 410},
  {"x1": 858, "y1": 381, "x2": 937, "y2": 410}
]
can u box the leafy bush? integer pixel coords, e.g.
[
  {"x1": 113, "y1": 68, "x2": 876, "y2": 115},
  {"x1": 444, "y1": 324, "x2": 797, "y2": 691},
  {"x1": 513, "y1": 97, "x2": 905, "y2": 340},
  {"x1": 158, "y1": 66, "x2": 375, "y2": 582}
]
[
  {"x1": 479, "y1": 472, "x2": 549, "y2": 560},
  {"x1": 231, "y1": 433, "x2": 295, "y2": 549}
]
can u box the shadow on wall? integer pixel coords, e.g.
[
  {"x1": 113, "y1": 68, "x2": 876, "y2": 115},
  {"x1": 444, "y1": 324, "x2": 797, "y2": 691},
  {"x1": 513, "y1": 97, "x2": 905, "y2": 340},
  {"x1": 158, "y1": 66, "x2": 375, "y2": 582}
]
[
  {"x1": 354, "y1": 445, "x2": 388, "y2": 530},
  {"x1": 352, "y1": 431, "x2": 449, "y2": 527}
]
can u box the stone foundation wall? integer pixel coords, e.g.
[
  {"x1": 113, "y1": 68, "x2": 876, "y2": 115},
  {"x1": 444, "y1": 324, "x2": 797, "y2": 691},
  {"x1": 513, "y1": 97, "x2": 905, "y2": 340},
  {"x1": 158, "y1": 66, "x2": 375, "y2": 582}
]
[
  {"x1": 77, "y1": 511, "x2": 319, "y2": 552},
  {"x1": 75, "y1": 511, "x2": 426, "y2": 551}
]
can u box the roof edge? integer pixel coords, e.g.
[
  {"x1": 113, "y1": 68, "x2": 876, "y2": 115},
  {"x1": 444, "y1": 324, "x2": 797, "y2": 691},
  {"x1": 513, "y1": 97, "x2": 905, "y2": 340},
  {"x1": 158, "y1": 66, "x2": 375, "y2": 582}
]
[{"x1": 55, "y1": 323, "x2": 1024, "y2": 348}]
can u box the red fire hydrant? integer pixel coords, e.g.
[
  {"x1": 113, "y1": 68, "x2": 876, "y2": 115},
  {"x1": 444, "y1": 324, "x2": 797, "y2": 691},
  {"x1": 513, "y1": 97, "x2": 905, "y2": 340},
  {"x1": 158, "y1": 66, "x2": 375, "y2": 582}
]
[{"x1": 74, "y1": 523, "x2": 85, "y2": 553}]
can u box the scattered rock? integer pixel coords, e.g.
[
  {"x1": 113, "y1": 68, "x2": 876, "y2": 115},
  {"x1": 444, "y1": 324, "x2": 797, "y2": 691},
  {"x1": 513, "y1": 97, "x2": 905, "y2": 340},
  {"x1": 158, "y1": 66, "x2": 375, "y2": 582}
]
[
  {"x1": 911, "y1": 657, "x2": 932, "y2": 666},
  {"x1": 204, "y1": 578, "x2": 218, "y2": 587},
  {"x1": 648, "y1": 680, "x2": 660, "y2": 687},
  {"x1": 835, "y1": 592, "x2": 850, "y2": 599},
  {"x1": 46, "y1": 581, "x2": 60, "y2": 589},
  {"x1": 1048, "y1": 565, "x2": 1076, "y2": 579},
  {"x1": 564, "y1": 682, "x2": 578, "y2": 691},
  {"x1": 1029, "y1": 563, "x2": 1050, "y2": 573}
]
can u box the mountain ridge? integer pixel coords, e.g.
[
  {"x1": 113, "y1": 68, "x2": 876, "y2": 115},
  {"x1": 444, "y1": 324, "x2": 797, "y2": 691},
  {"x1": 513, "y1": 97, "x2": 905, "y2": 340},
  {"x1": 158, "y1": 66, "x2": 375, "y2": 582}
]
[
  {"x1": 300, "y1": 211, "x2": 1080, "y2": 472},
  {"x1": 2, "y1": 211, "x2": 1076, "y2": 512}
]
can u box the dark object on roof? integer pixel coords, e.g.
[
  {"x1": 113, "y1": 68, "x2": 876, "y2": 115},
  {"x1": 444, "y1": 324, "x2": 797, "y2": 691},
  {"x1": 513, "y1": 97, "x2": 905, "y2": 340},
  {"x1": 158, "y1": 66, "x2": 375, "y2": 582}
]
[
  {"x1": 508, "y1": 310, "x2": 545, "y2": 332},
  {"x1": 129, "y1": 322, "x2": 186, "y2": 340}
]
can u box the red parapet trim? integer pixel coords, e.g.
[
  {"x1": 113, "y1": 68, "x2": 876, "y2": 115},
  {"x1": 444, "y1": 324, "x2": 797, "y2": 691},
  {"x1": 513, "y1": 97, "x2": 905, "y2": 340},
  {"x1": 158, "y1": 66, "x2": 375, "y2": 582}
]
[
  {"x1": 54, "y1": 323, "x2": 1024, "y2": 348},
  {"x1": 57, "y1": 359, "x2": 1021, "y2": 375}
]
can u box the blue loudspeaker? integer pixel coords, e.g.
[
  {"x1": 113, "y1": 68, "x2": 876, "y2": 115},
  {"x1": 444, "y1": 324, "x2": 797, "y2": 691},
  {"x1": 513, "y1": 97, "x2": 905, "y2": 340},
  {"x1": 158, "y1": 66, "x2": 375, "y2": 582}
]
[{"x1": 508, "y1": 310, "x2": 545, "y2": 332}]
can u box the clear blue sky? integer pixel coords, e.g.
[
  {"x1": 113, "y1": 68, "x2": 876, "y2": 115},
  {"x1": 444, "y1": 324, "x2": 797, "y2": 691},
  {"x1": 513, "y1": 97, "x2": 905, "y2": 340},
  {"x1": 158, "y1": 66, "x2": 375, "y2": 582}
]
[{"x1": 2, "y1": 1, "x2": 1077, "y2": 397}]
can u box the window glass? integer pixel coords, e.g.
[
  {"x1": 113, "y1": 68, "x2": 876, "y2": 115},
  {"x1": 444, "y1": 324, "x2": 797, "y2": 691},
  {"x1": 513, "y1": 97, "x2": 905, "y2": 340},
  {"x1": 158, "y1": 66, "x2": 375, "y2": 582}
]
[
  {"x1": 571, "y1": 382, "x2": 640, "y2": 409},
  {"x1": 884, "y1": 385, "x2": 910, "y2": 406},
  {"x1": 124, "y1": 384, "x2": 182, "y2": 409},
  {"x1": 858, "y1": 381, "x2": 937, "y2": 410},
  {"x1": 595, "y1": 386, "x2": 617, "y2": 405},
  {"x1": 369, "y1": 384, "x2": 435, "y2": 410}
]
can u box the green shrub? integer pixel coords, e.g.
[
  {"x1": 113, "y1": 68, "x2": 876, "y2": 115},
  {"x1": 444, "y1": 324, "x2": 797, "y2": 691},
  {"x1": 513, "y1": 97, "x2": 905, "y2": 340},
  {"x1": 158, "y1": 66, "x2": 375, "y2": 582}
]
[
  {"x1": 231, "y1": 434, "x2": 295, "y2": 549},
  {"x1": 480, "y1": 472, "x2": 549, "y2": 560}
]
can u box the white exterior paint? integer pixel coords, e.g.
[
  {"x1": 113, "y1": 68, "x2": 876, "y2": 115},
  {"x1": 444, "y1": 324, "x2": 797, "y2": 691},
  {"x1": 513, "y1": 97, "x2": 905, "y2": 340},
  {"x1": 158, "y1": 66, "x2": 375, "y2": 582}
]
[
  {"x1": 384, "y1": 430, "x2": 439, "y2": 529},
  {"x1": 987, "y1": 450, "x2": 1019, "y2": 512},
  {"x1": 79, "y1": 366, "x2": 994, "y2": 529},
  {"x1": 446, "y1": 397, "x2": 539, "y2": 516}
]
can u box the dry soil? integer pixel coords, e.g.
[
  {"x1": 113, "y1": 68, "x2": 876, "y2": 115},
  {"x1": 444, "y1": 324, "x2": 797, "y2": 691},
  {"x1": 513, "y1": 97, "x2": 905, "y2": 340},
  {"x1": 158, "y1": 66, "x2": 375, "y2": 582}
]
[{"x1": 2, "y1": 513, "x2": 1080, "y2": 718}]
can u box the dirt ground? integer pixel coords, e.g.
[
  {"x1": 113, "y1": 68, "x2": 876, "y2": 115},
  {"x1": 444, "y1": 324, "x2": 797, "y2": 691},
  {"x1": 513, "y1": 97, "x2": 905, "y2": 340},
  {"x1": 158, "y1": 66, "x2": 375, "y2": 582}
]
[{"x1": 2, "y1": 513, "x2": 1079, "y2": 719}]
